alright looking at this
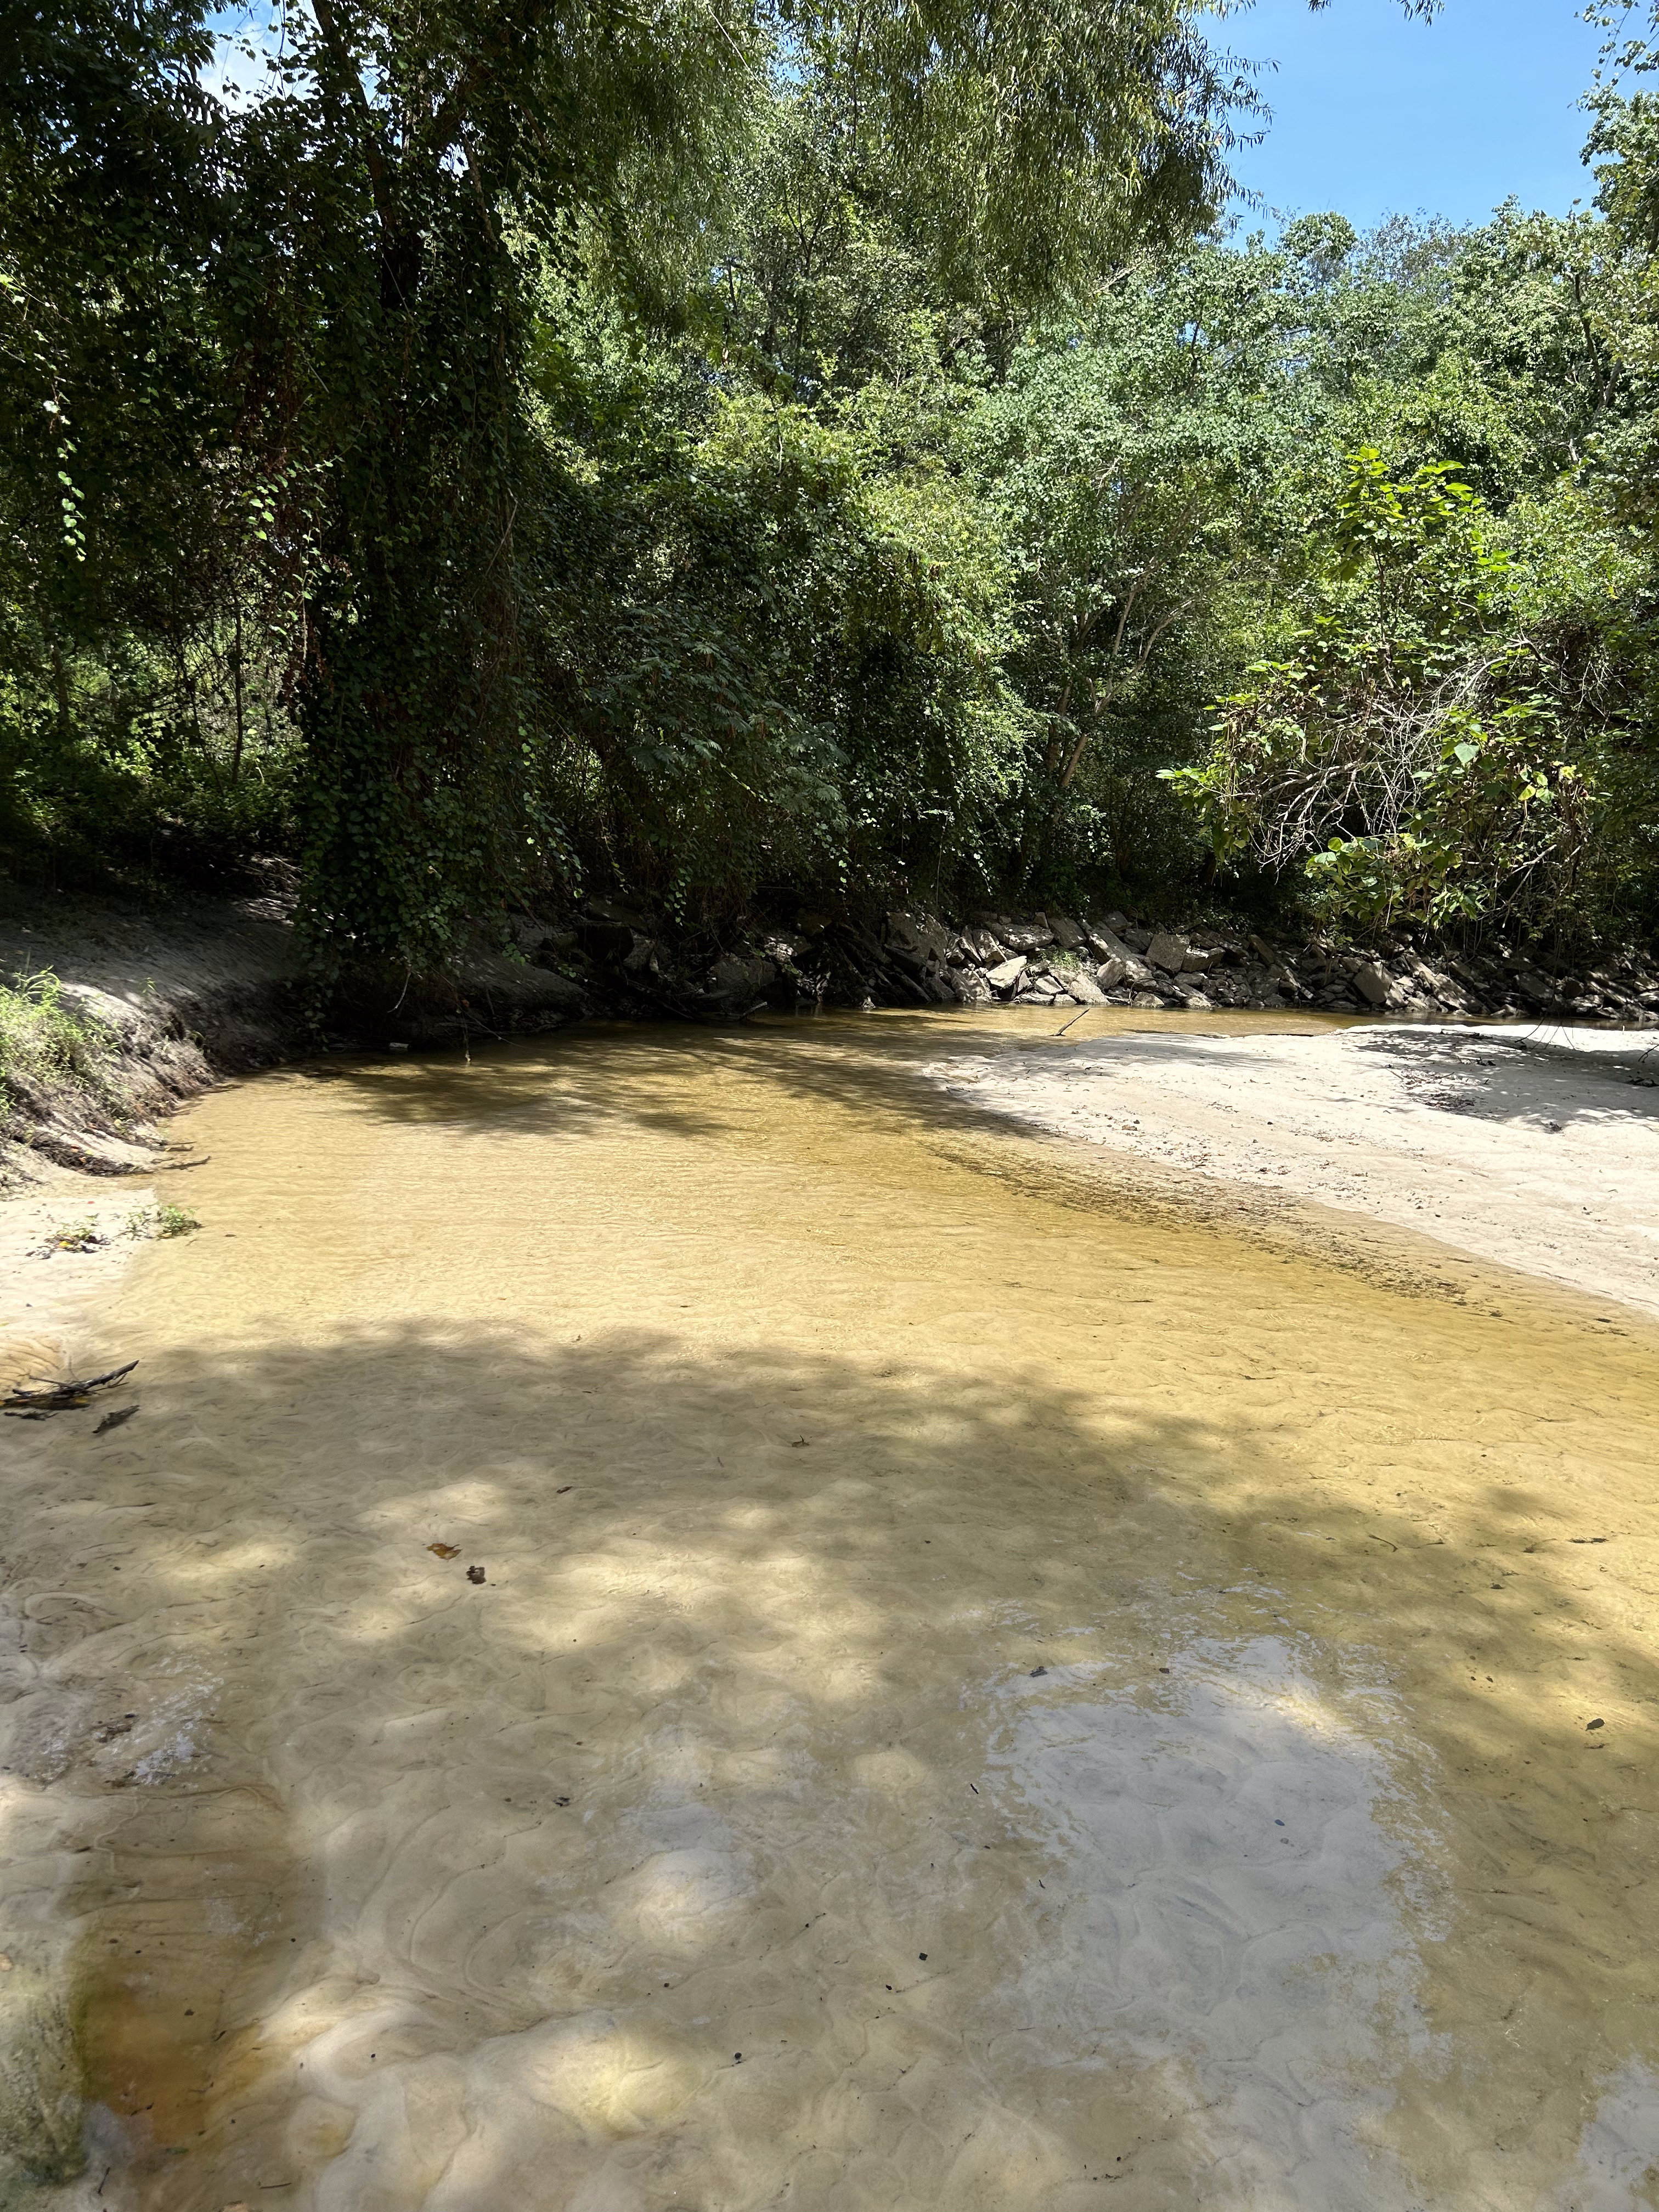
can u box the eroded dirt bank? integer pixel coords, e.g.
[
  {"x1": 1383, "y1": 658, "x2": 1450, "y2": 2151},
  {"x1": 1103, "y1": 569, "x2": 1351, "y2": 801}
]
[
  {"x1": 0, "y1": 884, "x2": 588, "y2": 1191},
  {"x1": 2, "y1": 1012, "x2": 1658, "y2": 2210}
]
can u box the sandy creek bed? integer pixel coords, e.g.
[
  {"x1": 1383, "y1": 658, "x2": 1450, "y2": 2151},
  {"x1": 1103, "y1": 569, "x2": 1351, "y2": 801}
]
[{"x1": 1, "y1": 1009, "x2": 1657, "y2": 2210}]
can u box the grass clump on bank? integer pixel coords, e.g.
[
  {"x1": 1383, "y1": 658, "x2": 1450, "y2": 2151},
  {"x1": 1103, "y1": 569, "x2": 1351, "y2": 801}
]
[{"x1": 0, "y1": 971, "x2": 118, "y2": 1130}]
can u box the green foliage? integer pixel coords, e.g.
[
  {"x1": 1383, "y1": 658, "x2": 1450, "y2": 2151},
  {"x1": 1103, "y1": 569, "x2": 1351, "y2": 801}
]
[
  {"x1": 0, "y1": 968, "x2": 116, "y2": 1120},
  {"x1": 40, "y1": 1215, "x2": 103, "y2": 1252},
  {"x1": 210, "y1": 0, "x2": 1266, "y2": 974},
  {"x1": 1169, "y1": 453, "x2": 1650, "y2": 935},
  {"x1": 964, "y1": 258, "x2": 1306, "y2": 890},
  {"x1": 126, "y1": 1199, "x2": 200, "y2": 1237},
  {"x1": 522, "y1": 303, "x2": 1025, "y2": 912},
  {"x1": 6, "y1": 0, "x2": 1659, "y2": 966}
]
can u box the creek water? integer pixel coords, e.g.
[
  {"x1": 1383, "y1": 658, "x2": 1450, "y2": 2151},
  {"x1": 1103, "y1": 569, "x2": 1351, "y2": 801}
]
[{"x1": 3, "y1": 1009, "x2": 1658, "y2": 2210}]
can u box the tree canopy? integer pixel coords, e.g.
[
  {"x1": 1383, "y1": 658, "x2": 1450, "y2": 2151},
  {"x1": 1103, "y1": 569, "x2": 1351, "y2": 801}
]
[{"x1": 5, "y1": 0, "x2": 1659, "y2": 969}]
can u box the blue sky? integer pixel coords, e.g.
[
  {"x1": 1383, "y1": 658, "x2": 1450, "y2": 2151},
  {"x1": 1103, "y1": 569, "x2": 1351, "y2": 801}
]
[{"x1": 1221, "y1": 0, "x2": 1611, "y2": 234}]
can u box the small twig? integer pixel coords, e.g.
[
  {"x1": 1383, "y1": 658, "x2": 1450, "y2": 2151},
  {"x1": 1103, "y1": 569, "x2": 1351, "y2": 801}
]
[{"x1": 2, "y1": 1361, "x2": 138, "y2": 1414}]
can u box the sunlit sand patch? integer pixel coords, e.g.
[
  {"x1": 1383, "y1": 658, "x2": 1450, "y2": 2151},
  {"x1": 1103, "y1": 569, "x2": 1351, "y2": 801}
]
[
  {"x1": 993, "y1": 1637, "x2": 1446, "y2": 2208},
  {"x1": 163, "y1": 1536, "x2": 299, "y2": 1588},
  {"x1": 612, "y1": 1835, "x2": 756, "y2": 1949},
  {"x1": 1552, "y1": 2062, "x2": 1659, "y2": 2212}
]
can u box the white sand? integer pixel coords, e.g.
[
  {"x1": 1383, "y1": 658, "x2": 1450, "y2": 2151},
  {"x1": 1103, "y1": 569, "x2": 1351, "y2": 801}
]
[{"x1": 925, "y1": 1019, "x2": 1659, "y2": 1318}]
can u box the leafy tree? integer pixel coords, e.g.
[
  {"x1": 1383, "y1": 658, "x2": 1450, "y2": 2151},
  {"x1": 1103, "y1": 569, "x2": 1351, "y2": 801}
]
[
  {"x1": 220, "y1": 0, "x2": 1270, "y2": 976},
  {"x1": 1170, "y1": 449, "x2": 1651, "y2": 934},
  {"x1": 12, "y1": 0, "x2": 1659, "y2": 970},
  {"x1": 520, "y1": 287, "x2": 1025, "y2": 915},
  {"x1": 967, "y1": 256, "x2": 1306, "y2": 888},
  {"x1": 0, "y1": 0, "x2": 277, "y2": 868}
]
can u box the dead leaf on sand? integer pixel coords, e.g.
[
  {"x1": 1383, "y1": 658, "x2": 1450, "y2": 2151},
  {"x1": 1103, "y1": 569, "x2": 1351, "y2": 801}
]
[
  {"x1": 427, "y1": 1543, "x2": 460, "y2": 1559},
  {"x1": 94, "y1": 1404, "x2": 138, "y2": 1436},
  {"x1": 466, "y1": 1565, "x2": 486, "y2": 1584}
]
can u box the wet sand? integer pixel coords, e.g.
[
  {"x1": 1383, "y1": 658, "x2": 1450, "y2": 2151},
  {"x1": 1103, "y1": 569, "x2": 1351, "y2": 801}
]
[
  {"x1": 925, "y1": 1013, "x2": 1659, "y2": 1319},
  {"x1": 2, "y1": 1009, "x2": 1657, "y2": 2209}
]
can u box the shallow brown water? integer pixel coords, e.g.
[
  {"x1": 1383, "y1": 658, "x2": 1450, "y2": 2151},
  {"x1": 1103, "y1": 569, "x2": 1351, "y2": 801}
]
[{"x1": 4, "y1": 1009, "x2": 1658, "y2": 2210}]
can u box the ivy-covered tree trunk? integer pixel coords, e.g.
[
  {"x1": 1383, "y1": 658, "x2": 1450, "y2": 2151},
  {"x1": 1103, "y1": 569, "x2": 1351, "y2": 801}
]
[{"x1": 287, "y1": 168, "x2": 529, "y2": 982}]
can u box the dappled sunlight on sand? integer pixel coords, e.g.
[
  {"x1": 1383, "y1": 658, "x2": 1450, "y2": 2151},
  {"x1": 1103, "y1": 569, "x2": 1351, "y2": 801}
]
[{"x1": 0, "y1": 1015, "x2": 1657, "y2": 2208}]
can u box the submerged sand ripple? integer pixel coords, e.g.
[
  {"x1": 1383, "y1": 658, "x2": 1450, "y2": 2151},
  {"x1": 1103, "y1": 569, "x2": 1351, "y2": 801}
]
[{"x1": 0, "y1": 1011, "x2": 1656, "y2": 2209}]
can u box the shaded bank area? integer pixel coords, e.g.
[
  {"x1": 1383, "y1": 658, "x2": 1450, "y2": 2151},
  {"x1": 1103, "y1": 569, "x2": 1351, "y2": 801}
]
[
  {"x1": 0, "y1": 884, "x2": 586, "y2": 1188},
  {"x1": 10, "y1": 877, "x2": 1658, "y2": 1200},
  {"x1": 1, "y1": 1014, "x2": 1656, "y2": 2209}
]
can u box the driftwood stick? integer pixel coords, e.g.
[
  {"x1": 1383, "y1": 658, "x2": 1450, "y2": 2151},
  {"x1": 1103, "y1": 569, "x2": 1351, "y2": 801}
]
[{"x1": 2, "y1": 1360, "x2": 139, "y2": 1414}]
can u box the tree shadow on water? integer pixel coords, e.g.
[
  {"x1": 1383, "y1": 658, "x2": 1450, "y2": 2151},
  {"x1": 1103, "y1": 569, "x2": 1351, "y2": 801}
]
[{"x1": 3, "y1": 1317, "x2": 1654, "y2": 2210}]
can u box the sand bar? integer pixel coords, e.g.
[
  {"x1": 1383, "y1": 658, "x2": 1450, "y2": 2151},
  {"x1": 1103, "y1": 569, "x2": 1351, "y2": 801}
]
[{"x1": 925, "y1": 1014, "x2": 1659, "y2": 1318}]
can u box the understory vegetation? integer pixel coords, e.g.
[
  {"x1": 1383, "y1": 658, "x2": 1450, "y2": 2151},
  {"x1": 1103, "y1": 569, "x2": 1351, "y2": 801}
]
[
  {"x1": 0, "y1": 968, "x2": 115, "y2": 1125},
  {"x1": 8, "y1": 0, "x2": 1659, "y2": 980}
]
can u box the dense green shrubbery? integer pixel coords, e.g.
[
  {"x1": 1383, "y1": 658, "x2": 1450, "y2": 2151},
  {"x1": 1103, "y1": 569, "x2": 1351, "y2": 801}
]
[
  {"x1": 1170, "y1": 453, "x2": 1655, "y2": 937},
  {"x1": 521, "y1": 310, "x2": 1030, "y2": 918},
  {"x1": 7, "y1": 0, "x2": 1659, "y2": 962},
  {"x1": 0, "y1": 615, "x2": 298, "y2": 884}
]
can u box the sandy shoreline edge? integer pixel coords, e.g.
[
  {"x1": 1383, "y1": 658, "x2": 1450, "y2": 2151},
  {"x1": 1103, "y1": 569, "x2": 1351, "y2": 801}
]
[
  {"x1": 922, "y1": 1017, "x2": 1659, "y2": 1321},
  {"x1": 1, "y1": 1012, "x2": 1657, "y2": 2205}
]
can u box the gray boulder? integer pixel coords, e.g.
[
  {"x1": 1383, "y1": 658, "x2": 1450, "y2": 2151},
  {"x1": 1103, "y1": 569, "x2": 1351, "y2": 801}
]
[
  {"x1": 1352, "y1": 963, "x2": 1391, "y2": 1007},
  {"x1": 1097, "y1": 952, "x2": 1152, "y2": 989},
  {"x1": 960, "y1": 924, "x2": 1007, "y2": 964},
  {"x1": 985, "y1": 955, "x2": 1029, "y2": 996},
  {"x1": 709, "y1": 952, "x2": 777, "y2": 998},
  {"x1": 1146, "y1": 932, "x2": 1189, "y2": 974},
  {"x1": 998, "y1": 920, "x2": 1057, "y2": 954},
  {"x1": 886, "y1": 910, "x2": 953, "y2": 965}
]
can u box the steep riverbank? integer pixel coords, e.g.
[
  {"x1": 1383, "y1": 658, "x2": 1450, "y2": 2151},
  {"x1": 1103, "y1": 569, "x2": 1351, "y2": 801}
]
[
  {"x1": 7, "y1": 880, "x2": 1658, "y2": 1197},
  {"x1": 0, "y1": 880, "x2": 584, "y2": 1188}
]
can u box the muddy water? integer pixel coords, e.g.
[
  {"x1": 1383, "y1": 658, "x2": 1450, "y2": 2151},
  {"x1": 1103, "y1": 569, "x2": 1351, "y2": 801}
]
[{"x1": 4, "y1": 1009, "x2": 1659, "y2": 2210}]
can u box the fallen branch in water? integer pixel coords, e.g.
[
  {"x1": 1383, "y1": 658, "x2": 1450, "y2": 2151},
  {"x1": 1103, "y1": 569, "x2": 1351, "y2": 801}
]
[{"x1": 2, "y1": 1361, "x2": 138, "y2": 1415}]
